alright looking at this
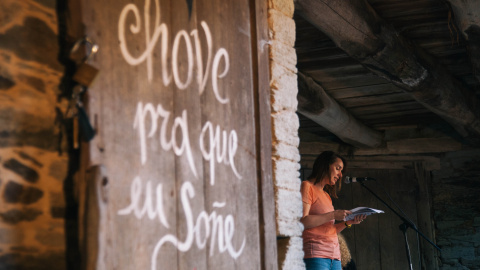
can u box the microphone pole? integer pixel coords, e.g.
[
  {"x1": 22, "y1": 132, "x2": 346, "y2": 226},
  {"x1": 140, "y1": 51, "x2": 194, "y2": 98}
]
[{"x1": 357, "y1": 181, "x2": 441, "y2": 270}]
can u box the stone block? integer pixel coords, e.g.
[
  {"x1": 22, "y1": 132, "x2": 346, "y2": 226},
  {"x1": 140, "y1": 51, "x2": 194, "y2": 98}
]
[
  {"x1": 4, "y1": 181, "x2": 44, "y2": 204},
  {"x1": 0, "y1": 251, "x2": 66, "y2": 270},
  {"x1": 271, "y1": 82, "x2": 298, "y2": 113},
  {"x1": 441, "y1": 245, "x2": 475, "y2": 260},
  {"x1": 270, "y1": 40, "x2": 297, "y2": 72},
  {"x1": 0, "y1": 75, "x2": 15, "y2": 90},
  {"x1": 17, "y1": 151, "x2": 43, "y2": 168},
  {"x1": 269, "y1": 0, "x2": 295, "y2": 17},
  {"x1": 268, "y1": 9, "x2": 296, "y2": 47},
  {"x1": 3, "y1": 158, "x2": 39, "y2": 183},
  {"x1": 270, "y1": 60, "x2": 297, "y2": 87},
  {"x1": 281, "y1": 236, "x2": 305, "y2": 270},
  {"x1": 273, "y1": 142, "x2": 300, "y2": 162},
  {"x1": 0, "y1": 228, "x2": 24, "y2": 244},
  {"x1": 9, "y1": 246, "x2": 39, "y2": 253},
  {"x1": 0, "y1": 17, "x2": 62, "y2": 71},
  {"x1": 48, "y1": 159, "x2": 68, "y2": 182},
  {"x1": 272, "y1": 110, "x2": 300, "y2": 147},
  {"x1": 273, "y1": 159, "x2": 301, "y2": 191},
  {"x1": 35, "y1": 228, "x2": 64, "y2": 247},
  {"x1": 0, "y1": 208, "x2": 42, "y2": 224},
  {"x1": 277, "y1": 218, "x2": 304, "y2": 237},
  {"x1": 275, "y1": 188, "x2": 303, "y2": 236},
  {"x1": 49, "y1": 191, "x2": 65, "y2": 219}
]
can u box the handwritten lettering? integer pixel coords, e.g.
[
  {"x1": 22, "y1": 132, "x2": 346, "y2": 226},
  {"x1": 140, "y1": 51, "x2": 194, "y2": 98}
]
[
  {"x1": 118, "y1": 0, "x2": 230, "y2": 103},
  {"x1": 117, "y1": 178, "x2": 246, "y2": 270},
  {"x1": 134, "y1": 101, "x2": 241, "y2": 184},
  {"x1": 134, "y1": 102, "x2": 198, "y2": 178},
  {"x1": 118, "y1": 0, "x2": 247, "y2": 266},
  {"x1": 199, "y1": 121, "x2": 241, "y2": 185},
  {"x1": 117, "y1": 176, "x2": 169, "y2": 228}
]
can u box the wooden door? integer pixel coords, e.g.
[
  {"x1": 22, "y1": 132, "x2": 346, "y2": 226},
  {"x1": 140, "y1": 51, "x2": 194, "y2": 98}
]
[
  {"x1": 75, "y1": 0, "x2": 275, "y2": 269},
  {"x1": 335, "y1": 169, "x2": 429, "y2": 270}
]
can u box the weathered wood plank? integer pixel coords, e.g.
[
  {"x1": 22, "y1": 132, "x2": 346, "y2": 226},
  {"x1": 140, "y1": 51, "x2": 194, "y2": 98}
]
[
  {"x1": 171, "y1": 1, "x2": 207, "y2": 269},
  {"x1": 301, "y1": 154, "x2": 441, "y2": 171},
  {"x1": 299, "y1": 137, "x2": 462, "y2": 156},
  {"x1": 297, "y1": 72, "x2": 384, "y2": 148},
  {"x1": 414, "y1": 162, "x2": 439, "y2": 270},
  {"x1": 252, "y1": 0, "x2": 278, "y2": 268},
  {"x1": 78, "y1": 0, "x2": 264, "y2": 269},
  {"x1": 327, "y1": 83, "x2": 403, "y2": 99}
]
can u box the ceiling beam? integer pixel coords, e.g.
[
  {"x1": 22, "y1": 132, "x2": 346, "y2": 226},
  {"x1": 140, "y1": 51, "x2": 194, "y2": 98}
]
[
  {"x1": 295, "y1": 0, "x2": 480, "y2": 143},
  {"x1": 299, "y1": 137, "x2": 462, "y2": 156},
  {"x1": 446, "y1": 0, "x2": 480, "y2": 84},
  {"x1": 297, "y1": 72, "x2": 384, "y2": 148}
]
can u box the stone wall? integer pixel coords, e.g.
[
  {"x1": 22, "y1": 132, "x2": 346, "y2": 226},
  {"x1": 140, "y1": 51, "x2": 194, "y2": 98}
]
[
  {"x1": 432, "y1": 149, "x2": 480, "y2": 270},
  {"x1": 0, "y1": 0, "x2": 69, "y2": 269},
  {"x1": 267, "y1": 0, "x2": 305, "y2": 269}
]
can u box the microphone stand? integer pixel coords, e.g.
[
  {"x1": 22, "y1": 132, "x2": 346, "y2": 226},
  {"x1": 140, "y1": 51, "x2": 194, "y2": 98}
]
[{"x1": 358, "y1": 180, "x2": 441, "y2": 270}]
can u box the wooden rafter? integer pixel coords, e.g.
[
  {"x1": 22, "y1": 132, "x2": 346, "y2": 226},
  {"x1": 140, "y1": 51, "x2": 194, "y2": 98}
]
[
  {"x1": 295, "y1": 0, "x2": 480, "y2": 143},
  {"x1": 297, "y1": 72, "x2": 384, "y2": 148}
]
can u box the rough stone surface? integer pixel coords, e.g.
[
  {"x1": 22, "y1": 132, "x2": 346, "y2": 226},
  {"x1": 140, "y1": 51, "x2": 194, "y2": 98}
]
[
  {"x1": 269, "y1": 0, "x2": 295, "y2": 17},
  {"x1": 273, "y1": 142, "x2": 301, "y2": 162},
  {"x1": 281, "y1": 236, "x2": 305, "y2": 270},
  {"x1": 272, "y1": 110, "x2": 300, "y2": 147},
  {"x1": 273, "y1": 159, "x2": 301, "y2": 190},
  {"x1": 19, "y1": 74, "x2": 46, "y2": 93},
  {"x1": 17, "y1": 151, "x2": 43, "y2": 168},
  {"x1": 3, "y1": 158, "x2": 39, "y2": 183},
  {"x1": 271, "y1": 72, "x2": 298, "y2": 113},
  {"x1": 0, "y1": 208, "x2": 42, "y2": 224},
  {"x1": 432, "y1": 150, "x2": 480, "y2": 269},
  {"x1": 276, "y1": 188, "x2": 303, "y2": 236},
  {"x1": 0, "y1": 228, "x2": 24, "y2": 244},
  {"x1": 0, "y1": 75, "x2": 15, "y2": 90},
  {"x1": 48, "y1": 159, "x2": 68, "y2": 182},
  {"x1": 0, "y1": 251, "x2": 66, "y2": 270},
  {"x1": 49, "y1": 191, "x2": 65, "y2": 219},
  {"x1": 268, "y1": 9, "x2": 296, "y2": 47},
  {"x1": 0, "y1": 17, "x2": 62, "y2": 71},
  {"x1": 35, "y1": 228, "x2": 64, "y2": 247},
  {"x1": 270, "y1": 40, "x2": 297, "y2": 72},
  {"x1": 268, "y1": 0, "x2": 302, "y2": 268},
  {"x1": 0, "y1": 1, "x2": 67, "y2": 269},
  {"x1": 4, "y1": 181, "x2": 44, "y2": 204}
]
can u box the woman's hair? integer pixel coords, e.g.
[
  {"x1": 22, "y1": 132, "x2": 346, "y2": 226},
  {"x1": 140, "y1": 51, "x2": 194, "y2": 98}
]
[{"x1": 306, "y1": 151, "x2": 346, "y2": 198}]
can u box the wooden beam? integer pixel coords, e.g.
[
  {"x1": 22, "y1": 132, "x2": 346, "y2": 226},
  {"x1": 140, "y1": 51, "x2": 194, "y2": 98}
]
[
  {"x1": 297, "y1": 72, "x2": 384, "y2": 148},
  {"x1": 299, "y1": 137, "x2": 462, "y2": 157},
  {"x1": 300, "y1": 154, "x2": 441, "y2": 171},
  {"x1": 446, "y1": 0, "x2": 480, "y2": 83},
  {"x1": 295, "y1": 0, "x2": 480, "y2": 143}
]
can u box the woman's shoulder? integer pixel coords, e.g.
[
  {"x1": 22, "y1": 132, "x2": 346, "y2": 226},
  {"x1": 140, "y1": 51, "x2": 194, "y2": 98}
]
[
  {"x1": 301, "y1": 179, "x2": 314, "y2": 189},
  {"x1": 300, "y1": 180, "x2": 317, "y2": 193}
]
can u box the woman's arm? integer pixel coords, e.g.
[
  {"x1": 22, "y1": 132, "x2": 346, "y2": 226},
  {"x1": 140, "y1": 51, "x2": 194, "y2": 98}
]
[
  {"x1": 335, "y1": 214, "x2": 367, "y2": 233},
  {"x1": 301, "y1": 202, "x2": 352, "y2": 230}
]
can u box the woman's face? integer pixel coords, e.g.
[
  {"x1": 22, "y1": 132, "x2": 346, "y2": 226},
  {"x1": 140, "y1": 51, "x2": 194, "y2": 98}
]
[{"x1": 325, "y1": 157, "x2": 344, "y2": 186}]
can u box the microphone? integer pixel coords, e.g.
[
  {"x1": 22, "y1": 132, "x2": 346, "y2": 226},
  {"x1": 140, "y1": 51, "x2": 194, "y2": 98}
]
[{"x1": 344, "y1": 176, "x2": 375, "y2": 184}]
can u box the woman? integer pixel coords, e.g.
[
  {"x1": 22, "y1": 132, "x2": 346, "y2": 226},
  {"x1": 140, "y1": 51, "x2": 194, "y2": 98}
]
[{"x1": 301, "y1": 151, "x2": 366, "y2": 270}]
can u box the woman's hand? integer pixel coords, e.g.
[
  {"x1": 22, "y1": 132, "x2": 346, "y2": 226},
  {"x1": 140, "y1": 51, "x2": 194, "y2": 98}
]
[
  {"x1": 333, "y1": 210, "x2": 352, "y2": 221},
  {"x1": 348, "y1": 214, "x2": 367, "y2": 225}
]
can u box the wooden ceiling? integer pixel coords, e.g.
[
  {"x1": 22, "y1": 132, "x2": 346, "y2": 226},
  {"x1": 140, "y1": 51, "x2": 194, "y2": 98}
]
[{"x1": 294, "y1": 0, "x2": 480, "y2": 150}]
